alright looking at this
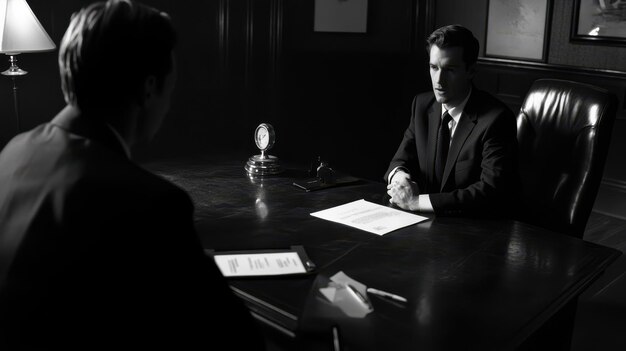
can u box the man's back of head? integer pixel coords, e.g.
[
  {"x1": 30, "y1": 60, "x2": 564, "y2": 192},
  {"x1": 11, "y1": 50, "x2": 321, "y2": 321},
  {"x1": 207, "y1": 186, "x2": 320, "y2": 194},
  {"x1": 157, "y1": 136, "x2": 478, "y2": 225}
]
[
  {"x1": 0, "y1": 1, "x2": 266, "y2": 349},
  {"x1": 59, "y1": 0, "x2": 176, "y2": 116}
]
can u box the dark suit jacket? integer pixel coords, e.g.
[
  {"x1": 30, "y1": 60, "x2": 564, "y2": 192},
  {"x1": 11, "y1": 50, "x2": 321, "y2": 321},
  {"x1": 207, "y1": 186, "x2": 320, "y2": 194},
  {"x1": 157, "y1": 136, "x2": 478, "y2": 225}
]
[
  {"x1": 0, "y1": 106, "x2": 265, "y2": 350},
  {"x1": 385, "y1": 88, "x2": 517, "y2": 216}
]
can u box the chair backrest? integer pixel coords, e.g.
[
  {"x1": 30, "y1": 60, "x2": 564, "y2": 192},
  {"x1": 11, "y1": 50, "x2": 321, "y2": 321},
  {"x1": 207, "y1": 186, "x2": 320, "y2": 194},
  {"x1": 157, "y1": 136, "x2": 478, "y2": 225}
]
[{"x1": 516, "y1": 79, "x2": 617, "y2": 238}]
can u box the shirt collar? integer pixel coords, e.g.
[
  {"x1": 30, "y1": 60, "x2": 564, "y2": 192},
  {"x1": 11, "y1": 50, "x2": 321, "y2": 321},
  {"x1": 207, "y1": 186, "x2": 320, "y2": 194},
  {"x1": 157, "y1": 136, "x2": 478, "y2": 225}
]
[
  {"x1": 105, "y1": 123, "x2": 131, "y2": 159},
  {"x1": 442, "y1": 86, "x2": 472, "y2": 123}
]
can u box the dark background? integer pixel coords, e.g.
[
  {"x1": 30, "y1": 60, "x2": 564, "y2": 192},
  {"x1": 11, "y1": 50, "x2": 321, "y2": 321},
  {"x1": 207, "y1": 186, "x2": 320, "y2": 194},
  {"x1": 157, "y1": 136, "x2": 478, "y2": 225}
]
[{"x1": 2, "y1": 0, "x2": 626, "y2": 218}]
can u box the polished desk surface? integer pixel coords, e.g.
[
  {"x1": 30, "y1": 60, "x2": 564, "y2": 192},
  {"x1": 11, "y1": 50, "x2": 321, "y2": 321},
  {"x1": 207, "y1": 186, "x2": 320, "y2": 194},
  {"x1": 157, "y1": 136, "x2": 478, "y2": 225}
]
[{"x1": 145, "y1": 158, "x2": 621, "y2": 351}]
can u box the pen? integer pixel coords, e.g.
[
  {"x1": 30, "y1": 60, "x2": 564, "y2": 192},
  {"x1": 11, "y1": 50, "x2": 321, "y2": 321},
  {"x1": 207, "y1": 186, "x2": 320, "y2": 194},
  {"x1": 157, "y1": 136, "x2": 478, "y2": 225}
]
[{"x1": 366, "y1": 287, "x2": 408, "y2": 303}]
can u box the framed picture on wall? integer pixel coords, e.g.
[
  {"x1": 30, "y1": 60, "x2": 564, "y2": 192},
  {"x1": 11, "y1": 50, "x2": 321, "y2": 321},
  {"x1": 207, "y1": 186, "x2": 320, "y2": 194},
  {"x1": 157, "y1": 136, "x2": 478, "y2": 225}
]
[
  {"x1": 485, "y1": 0, "x2": 552, "y2": 62},
  {"x1": 571, "y1": 0, "x2": 626, "y2": 44},
  {"x1": 313, "y1": 0, "x2": 368, "y2": 33}
]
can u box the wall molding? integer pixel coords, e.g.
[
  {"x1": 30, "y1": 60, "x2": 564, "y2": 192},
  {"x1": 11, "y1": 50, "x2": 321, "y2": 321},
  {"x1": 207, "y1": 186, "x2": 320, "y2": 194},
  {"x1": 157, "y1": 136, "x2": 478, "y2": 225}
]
[
  {"x1": 476, "y1": 58, "x2": 626, "y2": 121},
  {"x1": 217, "y1": 0, "x2": 229, "y2": 90},
  {"x1": 410, "y1": 0, "x2": 435, "y2": 53},
  {"x1": 595, "y1": 178, "x2": 626, "y2": 220},
  {"x1": 600, "y1": 177, "x2": 626, "y2": 193},
  {"x1": 478, "y1": 57, "x2": 626, "y2": 80},
  {"x1": 269, "y1": 0, "x2": 283, "y2": 81},
  {"x1": 244, "y1": 0, "x2": 254, "y2": 89}
]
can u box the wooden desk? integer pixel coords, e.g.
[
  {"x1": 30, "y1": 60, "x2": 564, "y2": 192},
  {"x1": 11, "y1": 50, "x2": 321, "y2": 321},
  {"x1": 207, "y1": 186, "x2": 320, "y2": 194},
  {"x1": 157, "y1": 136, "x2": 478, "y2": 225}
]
[{"x1": 146, "y1": 158, "x2": 621, "y2": 350}]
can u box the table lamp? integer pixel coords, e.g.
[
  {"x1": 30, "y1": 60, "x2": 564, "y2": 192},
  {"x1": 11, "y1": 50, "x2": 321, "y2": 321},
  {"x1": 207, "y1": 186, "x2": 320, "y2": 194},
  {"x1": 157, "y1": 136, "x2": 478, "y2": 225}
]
[{"x1": 0, "y1": 0, "x2": 56, "y2": 131}]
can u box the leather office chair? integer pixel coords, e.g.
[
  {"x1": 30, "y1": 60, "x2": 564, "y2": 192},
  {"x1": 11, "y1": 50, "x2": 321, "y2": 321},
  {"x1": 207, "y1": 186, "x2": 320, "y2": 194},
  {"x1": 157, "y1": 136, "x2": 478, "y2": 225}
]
[{"x1": 516, "y1": 79, "x2": 617, "y2": 238}]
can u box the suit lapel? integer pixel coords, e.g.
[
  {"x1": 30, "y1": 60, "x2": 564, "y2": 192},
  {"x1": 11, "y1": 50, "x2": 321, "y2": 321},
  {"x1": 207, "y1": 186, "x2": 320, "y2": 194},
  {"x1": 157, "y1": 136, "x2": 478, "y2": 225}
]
[
  {"x1": 441, "y1": 92, "x2": 478, "y2": 191},
  {"x1": 426, "y1": 102, "x2": 441, "y2": 189}
]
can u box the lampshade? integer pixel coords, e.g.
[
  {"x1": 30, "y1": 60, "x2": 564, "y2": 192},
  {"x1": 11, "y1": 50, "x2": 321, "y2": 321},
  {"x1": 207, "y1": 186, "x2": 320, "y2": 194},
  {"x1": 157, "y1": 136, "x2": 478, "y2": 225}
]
[{"x1": 0, "y1": 0, "x2": 55, "y2": 55}]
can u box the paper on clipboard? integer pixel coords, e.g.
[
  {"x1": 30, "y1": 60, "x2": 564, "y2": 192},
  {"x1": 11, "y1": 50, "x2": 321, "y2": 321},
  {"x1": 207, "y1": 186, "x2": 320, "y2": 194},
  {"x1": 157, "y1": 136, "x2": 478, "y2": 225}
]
[
  {"x1": 209, "y1": 246, "x2": 315, "y2": 277},
  {"x1": 310, "y1": 199, "x2": 428, "y2": 235},
  {"x1": 213, "y1": 252, "x2": 306, "y2": 277}
]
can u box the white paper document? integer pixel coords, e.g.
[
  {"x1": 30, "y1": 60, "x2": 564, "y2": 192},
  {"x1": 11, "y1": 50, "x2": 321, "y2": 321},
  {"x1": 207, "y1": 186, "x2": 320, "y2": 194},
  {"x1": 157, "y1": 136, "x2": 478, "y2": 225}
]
[
  {"x1": 310, "y1": 199, "x2": 428, "y2": 235},
  {"x1": 214, "y1": 252, "x2": 307, "y2": 277}
]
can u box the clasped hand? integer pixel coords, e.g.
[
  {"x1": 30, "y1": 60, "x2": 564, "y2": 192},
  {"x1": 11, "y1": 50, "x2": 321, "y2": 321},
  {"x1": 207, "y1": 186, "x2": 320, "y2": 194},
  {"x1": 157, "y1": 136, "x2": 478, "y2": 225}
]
[{"x1": 387, "y1": 176, "x2": 420, "y2": 211}]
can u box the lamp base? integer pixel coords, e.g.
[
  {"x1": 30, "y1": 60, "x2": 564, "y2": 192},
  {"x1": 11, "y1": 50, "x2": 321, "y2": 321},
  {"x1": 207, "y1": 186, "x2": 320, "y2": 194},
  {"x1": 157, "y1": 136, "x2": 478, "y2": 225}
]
[
  {"x1": 2, "y1": 66, "x2": 27, "y2": 76},
  {"x1": 1, "y1": 55, "x2": 27, "y2": 76}
]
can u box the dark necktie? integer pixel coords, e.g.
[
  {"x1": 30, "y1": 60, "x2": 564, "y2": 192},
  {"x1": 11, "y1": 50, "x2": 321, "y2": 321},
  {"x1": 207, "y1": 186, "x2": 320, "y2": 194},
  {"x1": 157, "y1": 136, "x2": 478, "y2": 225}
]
[{"x1": 434, "y1": 111, "x2": 452, "y2": 190}]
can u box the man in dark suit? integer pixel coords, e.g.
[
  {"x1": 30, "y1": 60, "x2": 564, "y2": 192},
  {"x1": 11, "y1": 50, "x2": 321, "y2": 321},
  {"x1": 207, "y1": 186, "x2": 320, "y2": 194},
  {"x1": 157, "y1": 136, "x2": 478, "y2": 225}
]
[
  {"x1": 386, "y1": 25, "x2": 517, "y2": 216},
  {"x1": 0, "y1": 1, "x2": 264, "y2": 349}
]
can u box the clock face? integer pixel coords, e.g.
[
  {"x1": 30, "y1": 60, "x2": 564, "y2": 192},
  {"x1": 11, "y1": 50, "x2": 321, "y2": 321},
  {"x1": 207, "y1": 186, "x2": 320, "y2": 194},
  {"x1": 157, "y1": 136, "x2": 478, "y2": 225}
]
[
  {"x1": 254, "y1": 123, "x2": 275, "y2": 151},
  {"x1": 256, "y1": 128, "x2": 269, "y2": 149}
]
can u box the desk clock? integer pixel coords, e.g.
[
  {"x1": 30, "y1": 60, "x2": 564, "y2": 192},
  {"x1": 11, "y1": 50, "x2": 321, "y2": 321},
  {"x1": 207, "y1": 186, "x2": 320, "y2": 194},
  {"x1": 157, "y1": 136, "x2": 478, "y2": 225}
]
[{"x1": 245, "y1": 123, "x2": 282, "y2": 176}]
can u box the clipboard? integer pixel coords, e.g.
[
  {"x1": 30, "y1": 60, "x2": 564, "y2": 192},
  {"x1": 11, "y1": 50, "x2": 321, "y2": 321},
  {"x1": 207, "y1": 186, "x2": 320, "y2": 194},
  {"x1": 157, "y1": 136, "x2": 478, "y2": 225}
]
[{"x1": 205, "y1": 245, "x2": 316, "y2": 278}]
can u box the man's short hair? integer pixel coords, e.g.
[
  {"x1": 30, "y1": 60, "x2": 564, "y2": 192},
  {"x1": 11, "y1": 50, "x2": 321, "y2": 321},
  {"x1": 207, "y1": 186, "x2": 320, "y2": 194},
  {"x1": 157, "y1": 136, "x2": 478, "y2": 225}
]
[
  {"x1": 59, "y1": 0, "x2": 177, "y2": 113},
  {"x1": 426, "y1": 25, "x2": 479, "y2": 67}
]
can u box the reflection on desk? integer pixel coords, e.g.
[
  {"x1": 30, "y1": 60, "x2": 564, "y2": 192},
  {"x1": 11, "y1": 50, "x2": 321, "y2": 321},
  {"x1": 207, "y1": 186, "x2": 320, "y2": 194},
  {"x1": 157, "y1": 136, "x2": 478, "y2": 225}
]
[{"x1": 146, "y1": 158, "x2": 621, "y2": 351}]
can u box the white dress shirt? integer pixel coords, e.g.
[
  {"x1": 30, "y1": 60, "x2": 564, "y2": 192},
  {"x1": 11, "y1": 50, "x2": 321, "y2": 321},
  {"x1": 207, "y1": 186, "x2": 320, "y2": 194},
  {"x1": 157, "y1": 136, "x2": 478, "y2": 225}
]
[{"x1": 389, "y1": 87, "x2": 472, "y2": 213}]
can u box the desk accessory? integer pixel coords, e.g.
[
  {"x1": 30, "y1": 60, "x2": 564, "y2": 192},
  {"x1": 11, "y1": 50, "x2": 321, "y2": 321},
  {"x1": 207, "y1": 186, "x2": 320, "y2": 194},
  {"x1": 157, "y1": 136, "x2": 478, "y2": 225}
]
[
  {"x1": 366, "y1": 287, "x2": 407, "y2": 303},
  {"x1": 316, "y1": 161, "x2": 335, "y2": 183},
  {"x1": 318, "y1": 271, "x2": 373, "y2": 318},
  {"x1": 0, "y1": 0, "x2": 56, "y2": 133},
  {"x1": 292, "y1": 174, "x2": 360, "y2": 192},
  {"x1": 205, "y1": 245, "x2": 315, "y2": 277},
  {"x1": 245, "y1": 123, "x2": 282, "y2": 177},
  {"x1": 293, "y1": 159, "x2": 360, "y2": 192},
  {"x1": 308, "y1": 156, "x2": 322, "y2": 176}
]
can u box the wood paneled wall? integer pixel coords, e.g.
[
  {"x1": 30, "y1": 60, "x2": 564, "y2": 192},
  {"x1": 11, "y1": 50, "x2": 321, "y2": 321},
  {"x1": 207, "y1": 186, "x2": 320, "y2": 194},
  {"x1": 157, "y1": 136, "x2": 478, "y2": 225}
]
[
  {"x1": 437, "y1": 0, "x2": 626, "y2": 219},
  {"x1": 0, "y1": 0, "x2": 288, "y2": 161},
  {"x1": 10, "y1": 1, "x2": 624, "y2": 218},
  {"x1": 0, "y1": 0, "x2": 439, "y2": 184},
  {"x1": 276, "y1": 0, "x2": 435, "y2": 180}
]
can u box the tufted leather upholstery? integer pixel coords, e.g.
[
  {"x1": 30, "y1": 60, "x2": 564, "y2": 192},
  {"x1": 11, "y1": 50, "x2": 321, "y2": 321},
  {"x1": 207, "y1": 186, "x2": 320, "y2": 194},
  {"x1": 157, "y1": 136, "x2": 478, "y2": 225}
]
[{"x1": 516, "y1": 79, "x2": 617, "y2": 238}]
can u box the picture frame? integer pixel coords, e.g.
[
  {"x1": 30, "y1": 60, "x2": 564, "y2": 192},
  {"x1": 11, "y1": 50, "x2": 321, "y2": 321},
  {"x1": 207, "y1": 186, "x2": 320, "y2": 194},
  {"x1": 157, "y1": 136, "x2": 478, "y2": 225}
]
[
  {"x1": 571, "y1": 0, "x2": 626, "y2": 45},
  {"x1": 313, "y1": 0, "x2": 368, "y2": 33},
  {"x1": 485, "y1": 0, "x2": 552, "y2": 62}
]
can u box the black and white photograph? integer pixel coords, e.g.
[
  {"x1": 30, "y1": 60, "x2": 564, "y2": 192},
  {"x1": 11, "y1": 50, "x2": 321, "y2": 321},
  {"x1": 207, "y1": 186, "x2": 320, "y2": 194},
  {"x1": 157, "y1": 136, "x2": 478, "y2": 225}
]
[
  {"x1": 485, "y1": 0, "x2": 551, "y2": 61},
  {"x1": 0, "y1": 0, "x2": 624, "y2": 350},
  {"x1": 572, "y1": 0, "x2": 626, "y2": 43}
]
